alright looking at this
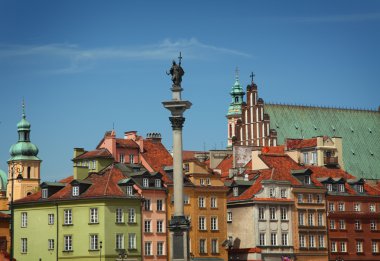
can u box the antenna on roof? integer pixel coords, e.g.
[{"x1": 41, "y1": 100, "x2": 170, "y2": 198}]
[{"x1": 112, "y1": 122, "x2": 115, "y2": 130}]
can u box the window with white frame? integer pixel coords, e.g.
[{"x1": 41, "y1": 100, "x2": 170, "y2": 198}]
[
  {"x1": 64, "y1": 209, "x2": 72, "y2": 225},
  {"x1": 89, "y1": 208, "x2": 98, "y2": 223},
  {"x1": 304, "y1": 175, "x2": 311, "y2": 185},
  {"x1": 21, "y1": 238, "x2": 27, "y2": 253},
  {"x1": 128, "y1": 208, "x2": 136, "y2": 223},
  {"x1": 330, "y1": 220, "x2": 335, "y2": 229},
  {"x1": 211, "y1": 217, "x2": 218, "y2": 231},
  {"x1": 227, "y1": 211, "x2": 232, "y2": 222},
  {"x1": 270, "y1": 233, "x2": 277, "y2": 246},
  {"x1": 281, "y1": 207, "x2": 288, "y2": 221},
  {"x1": 299, "y1": 234, "x2": 305, "y2": 248},
  {"x1": 21, "y1": 212, "x2": 27, "y2": 228},
  {"x1": 340, "y1": 241, "x2": 347, "y2": 252},
  {"x1": 307, "y1": 194, "x2": 313, "y2": 203},
  {"x1": 282, "y1": 233, "x2": 288, "y2": 246},
  {"x1": 129, "y1": 154, "x2": 134, "y2": 163},
  {"x1": 89, "y1": 234, "x2": 99, "y2": 250},
  {"x1": 157, "y1": 199, "x2": 163, "y2": 211},
  {"x1": 269, "y1": 187, "x2": 276, "y2": 198},
  {"x1": 331, "y1": 241, "x2": 337, "y2": 252},
  {"x1": 338, "y1": 202, "x2": 345, "y2": 211},
  {"x1": 126, "y1": 185, "x2": 133, "y2": 196},
  {"x1": 211, "y1": 197, "x2": 217, "y2": 208},
  {"x1": 144, "y1": 220, "x2": 152, "y2": 233},
  {"x1": 145, "y1": 241, "x2": 152, "y2": 256},
  {"x1": 199, "y1": 239, "x2": 206, "y2": 254},
  {"x1": 128, "y1": 233, "x2": 136, "y2": 249},
  {"x1": 316, "y1": 194, "x2": 323, "y2": 203},
  {"x1": 354, "y1": 203, "x2": 361, "y2": 212},
  {"x1": 270, "y1": 207, "x2": 276, "y2": 220},
  {"x1": 259, "y1": 207, "x2": 265, "y2": 220},
  {"x1": 355, "y1": 220, "x2": 361, "y2": 230},
  {"x1": 317, "y1": 212, "x2": 323, "y2": 226},
  {"x1": 119, "y1": 153, "x2": 125, "y2": 163},
  {"x1": 318, "y1": 235, "x2": 324, "y2": 248},
  {"x1": 372, "y1": 241, "x2": 379, "y2": 253},
  {"x1": 200, "y1": 178, "x2": 205, "y2": 186},
  {"x1": 116, "y1": 234, "x2": 124, "y2": 250},
  {"x1": 157, "y1": 242, "x2": 164, "y2": 255},
  {"x1": 211, "y1": 239, "x2": 218, "y2": 254},
  {"x1": 206, "y1": 178, "x2": 211, "y2": 185},
  {"x1": 184, "y1": 194, "x2": 190, "y2": 204},
  {"x1": 298, "y1": 212, "x2": 305, "y2": 226},
  {"x1": 144, "y1": 199, "x2": 151, "y2": 211},
  {"x1": 116, "y1": 208, "x2": 124, "y2": 223},
  {"x1": 356, "y1": 240, "x2": 363, "y2": 253},
  {"x1": 48, "y1": 239, "x2": 54, "y2": 250},
  {"x1": 309, "y1": 235, "x2": 315, "y2": 248},
  {"x1": 338, "y1": 184, "x2": 345, "y2": 192},
  {"x1": 298, "y1": 194, "x2": 303, "y2": 203},
  {"x1": 280, "y1": 188, "x2": 287, "y2": 198},
  {"x1": 72, "y1": 186, "x2": 79, "y2": 196},
  {"x1": 48, "y1": 214, "x2": 54, "y2": 225},
  {"x1": 370, "y1": 220, "x2": 377, "y2": 231},
  {"x1": 308, "y1": 213, "x2": 314, "y2": 226},
  {"x1": 92, "y1": 160, "x2": 96, "y2": 170},
  {"x1": 233, "y1": 187, "x2": 238, "y2": 197},
  {"x1": 155, "y1": 179, "x2": 161, "y2": 188},
  {"x1": 326, "y1": 183, "x2": 333, "y2": 192},
  {"x1": 370, "y1": 203, "x2": 376, "y2": 212},
  {"x1": 64, "y1": 235, "x2": 72, "y2": 251},
  {"x1": 199, "y1": 216, "x2": 206, "y2": 230},
  {"x1": 339, "y1": 220, "x2": 345, "y2": 230},
  {"x1": 259, "y1": 233, "x2": 265, "y2": 246},
  {"x1": 143, "y1": 178, "x2": 149, "y2": 188},
  {"x1": 42, "y1": 188, "x2": 48, "y2": 199},
  {"x1": 303, "y1": 152, "x2": 309, "y2": 164},
  {"x1": 357, "y1": 184, "x2": 364, "y2": 193},
  {"x1": 157, "y1": 220, "x2": 164, "y2": 233},
  {"x1": 328, "y1": 202, "x2": 335, "y2": 212},
  {"x1": 311, "y1": 151, "x2": 317, "y2": 164},
  {"x1": 198, "y1": 196, "x2": 205, "y2": 208}
]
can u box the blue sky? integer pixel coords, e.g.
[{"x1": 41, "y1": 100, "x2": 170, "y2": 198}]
[{"x1": 0, "y1": 0, "x2": 379, "y2": 181}]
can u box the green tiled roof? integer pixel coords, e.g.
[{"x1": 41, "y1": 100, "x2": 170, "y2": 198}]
[{"x1": 265, "y1": 104, "x2": 380, "y2": 179}]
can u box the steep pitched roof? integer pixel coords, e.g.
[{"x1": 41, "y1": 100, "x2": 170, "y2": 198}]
[
  {"x1": 73, "y1": 148, "x2": 113, "y2": 160},
  {"x1": 286, "y1": 138, "x2": 317, "y2": 150},
  {"x1": 116, "y1": 138, "x2": 140, "y2": 149},
  {"x1": 215, "y1": 154, "x2": 233, "y2": 179},
  {"x1": 265, "y1": 104, "x2": 380, "y2": 179}
]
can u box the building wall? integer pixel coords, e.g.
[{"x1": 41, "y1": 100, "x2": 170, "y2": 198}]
[
  {"x1": 227, "y1": 205, "x2": 255, "y2": 248},
  {"x1": 0, "y1": 216, "x2": 10, "y2": 253}
]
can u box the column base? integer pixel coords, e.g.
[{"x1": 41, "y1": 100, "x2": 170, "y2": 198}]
[{"x1": 169, "y1": 216, "x2": 191, "y2": 261}]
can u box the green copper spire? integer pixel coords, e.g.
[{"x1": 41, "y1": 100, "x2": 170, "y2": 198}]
[
  {"x1": 227, "y1": 67, "x2": 245, "y2": 116},
  {"x1": 9, "y1": 101, "x2": 40, "y2": 161}
]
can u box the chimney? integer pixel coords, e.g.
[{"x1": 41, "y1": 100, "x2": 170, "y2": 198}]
[
  {"x1": 73, "y1": 148, "x2": 85, "y2": 158},
  {"x1": 124, "y1": 131, "x2": 137, "y2": 140},
  {"x1": 146, "y1": 132, "x2": 162, "y2": 143}
]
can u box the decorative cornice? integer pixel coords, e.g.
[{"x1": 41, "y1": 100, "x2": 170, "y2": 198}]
[{"x1": 169, "y1": 117, "x2": 185, "y2": 130}]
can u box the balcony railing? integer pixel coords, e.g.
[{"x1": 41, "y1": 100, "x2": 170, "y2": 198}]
[{"x1": 324, "y1": 157, "x2": 338, "y2": 166}]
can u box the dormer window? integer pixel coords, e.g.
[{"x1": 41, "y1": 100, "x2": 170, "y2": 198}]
[
  {"x1": 143, "y1": 178, "x2": 149, "y2": 188},
  {"x1": 338, "y1": 184, "x2": 345, "y2": 192},
  {"x1": 72, "y1": 186, "x2": 79, "y2": 196},
  {"x1": 269, "y1": 187, "x2": 276, "y2": 198},
  {"x1": 303, "y1": 153, "x2": 309, "y2": 164},
  {"x1": 200, "y1": 179, "x2": 205, "y2": 186},
  {"x1": 304, "y1": 176, "x2": 311, "y2": 185},
  {"x1": 326, "y1": 184, "x2": 333, "y2": 192},
  {"x1": 155, "y1": 179, "x2": 161, "y2": 188},
  {"x1": 42, "y1": 188, "x2": 48, "y2": 199},
  {"x1": 206, "y1": 178, "x2": 211, "y2": 185},
  {"x1": 119, "y1": 153, "x2": 125, "y2": 163},
  {"x1": 126, "y1": 186, "x2": 133, "y2": 196},
  {"x1": 129, "y1": 154, "x2": 134, "y2": 163},
  {"x1": 357, "y1": 184, "x2": 364, "y2": 193},
  {"x1": 233, "y1": 187, "x2": 238, "y2": 197}
]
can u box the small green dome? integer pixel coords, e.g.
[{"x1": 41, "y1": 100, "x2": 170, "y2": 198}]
[
  {"x1": 0, "y1": 169, "x2": 7, "y2": 191},
  {"x1": 17, "y1": 117, "x2": 31, "y2": 130}
]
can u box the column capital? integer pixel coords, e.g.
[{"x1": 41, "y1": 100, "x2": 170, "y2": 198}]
[{"x1": 169, "y1": 117, "x2": 185, "y2": 130}]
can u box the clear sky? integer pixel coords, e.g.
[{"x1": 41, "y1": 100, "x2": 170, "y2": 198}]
[{"x1": 0, "y1": 0, "x2": 379, "y2": 181}]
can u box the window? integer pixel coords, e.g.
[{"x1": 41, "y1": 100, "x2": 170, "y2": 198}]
[
  {"x1": 271, "y1": 233, "x2": 277, "y2": 246},
  {"x1": 309, "y1": 235, "x2": 315, "y2": 248},
  {"x1": 227, "y1": 211, "x2": 232, "y2": 222},
  {"x1": 318, "y1": 235, "x2": 324, "y2": 248},
  {"x1": 308, "y1": 213, "x2": 314, "y2": 226},
  {"x1": 311, "y1": 151, "x2": 317, "y2": 164},
  {"x1": 200, "y1": 179, "x2": 205, "y2": 186},
  {"x1": 64, "y1": 209, "x2": 72, "y2": 225},
  {"x1": 298, "y1": 194, "x2": 303, "y2": 203},
  {"x1": 282, "y1": 233, "x2": 288, "y2": 246},
  {"x1": 328, "y1": 202, "x2": 335, "y2": 212},
  {"x1": 157, "y1": 242, "x2": 164, "y2": 255},
  {"x1": 89, "y1": 208, "x2": 98, "y2": 223},
  {"x1": 303, "y1": 152, "x2": 309, "y2": 164},
  {"x1": 184, "y1": 163, "x2": 189, "y2": 172},
  {"x1": 357, "y1": 184, "x2": 364, "y2": 193},
  {"x1": 145, "y1": 241, "x2": 152, "y2": 256},
  {"x1": 48, "y1": 239, "x2": 54, "y2": 250},
  {"x1": 331, "y1": 241, "x2": 337, "y2": 252},
  {"x1": 304, "y1": 175, "x2": 311, "y2": 184},
  {"x1": 371, "y1": 220, "x2": 377, "y2": 231},
  {"x1": 42, "y1": 188, "x2": 48, "y2": 199},
  {"x1": 316, "y1": 194, "x2": 323, "y2": 203},
  {"x1": 157, "y1": 199, "x2": 163, "y2": 211},
  {"x1": 199, "y1": 239, "x2": 206, "y2": 254},
  {"x1": 259, "y1": 207, "x2": 265, "y2": 220},
  {"x1": 355, "y1": 220, "x2": 362, "y2": 230},
  {"x1": 338, "y1": 184, "x2": 345, "y2": 192},
  {"x1": 92, "y1": 160, "x2": 96, "y2": 169},
  {"x1": 339, "y1": 220, "x2": 345, "y2": 230},
  {"x1": 144, "y1": 199, "x2": 151, "y2": 211},
  {"x1": 317, "y1": 212, "x2": 323, "y2": 226},
  {"x1": 211, "y1": 197, "x2": 217, "y2": 208},
  {"x1": 211, "y1": 239, "x2": 218, "y2": 254},
  {"x1": 356, "y1": 240, "x2": 363, "y2": 253},
  {"x1": 199, "y1": 216, "x2": 206, "y2": 230},
  {"x1": 280, "y1": 189, "x2": 287, "y2": 198},
  {"x1": 155, "y1": 179, "x2": 161, "y2": 188},
  {"x1": 116, "y1": 234, "x2": 124, "y2": 250},
  {"x1": 340, "y1": 241, "x2": 347, "y2": 252},
  {"x1": 128, "y1": 208, "x2": 135, "y2": 223},
  {"x1": 143, "y1": 178, "x2": 149, "y2": 188},
  {"x1": 326, "y1": 183, "x2": 333, "y2": 192},
  {"x1": 338, "y1": 202, "x2": 345, "y2": 211},
  {"x1": 72, "y1": 186, "x2": 79, "y2": 196},
  {"x1": 307, "y1": 194, "x2": 313, "y2": 203},
  {"x1": 372, "y1": 241, "x2": 379, "y2": 253},
  {"x1": 48, "y1": 214, "x2": 54, "y2": 225},
  {"x1": 89, "y1": 234, "x2": 99, "y2": 250},
  {"x1": 370, "y1": 203, "x2": 376, "y2": 212},
  {"x1": 129, "y1": 154, "x2": 134, "y2": 163},
  {"x1": 198, "y1": 196, "x2": 205, "y2": 208},
  {"x1": 354, "y1": 203, "x2": 361, "y2": 212},
  {"x1": 299, "y1": 234, "x2": 305, "y2": 248},
  {"x1": 330, "y1": 220, "x2": 335, "y2": 229},
  {"x1": 233, "y1": 187, "x2": 238, "y2": 197},
  {"x1": 128, "y1": 233, "x2": 136, "y2": 249},
  {"x1": 144, "y1": 220, "x2": 152, "y2": 233},
  {"x1": 64, "y1": 235, "x2": 72, "y2": 251},
  {"x1": 119, "y1": 153, "x2": 125, "y2": 163},
  {"x1": 270, "y1": 207, "x2": 276, "y2": 220},
  {"x1": 206, "y1": 178, "x2": 211, "y2": 185},
  {"x1": 184, "y1": 194, "x2": 190, "y2": 204},
  {"x1": 298, "y1": 212, "x2": 305, "y2": 226},
  {"x1": 259, "y1": 233, "x2": 265, "y2": 246},
  {"x1": 126, "y1": 185, "x2": 133, "y2": 196},
  {"x1": 281, "y1": 207, "x2": 288, "y2": 221},
  {"x1": 21, "y1": 212, "x2": 27, "y2": 228},
  {"x1": 157, "y1": 220, "x2": 164, "y2": 233},
  {"x1": 211, "y1": 217, "x2": 218, "y2": 231},
  {"x1": 116, "y1": 208, "x2": 124, "y2": 223},
  {"x1": 21, "y1": 238, "x2": 27, "y2": 253},
  {"x1": 269, "y1": 187, "x2": 276, "y2": 197}
]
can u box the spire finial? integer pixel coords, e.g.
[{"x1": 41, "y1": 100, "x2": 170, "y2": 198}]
[
  {"x1": 250, "y1": 72, "x2": 255, "y2": 83},
  {"x1": 235, "y1": 67, "x2": 239, "y2": 81},
  {"x1": 22, "y1": 98, "x2": 26, "y2": 119}
]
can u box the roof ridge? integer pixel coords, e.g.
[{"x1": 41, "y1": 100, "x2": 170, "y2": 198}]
[{"x1": 266, "y1": 102, "x2": 379, "y2": 113}]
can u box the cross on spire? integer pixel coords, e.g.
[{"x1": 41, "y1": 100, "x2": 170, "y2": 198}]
[
  {"x1": 250, "y1": 72, "x2": 255, "y2": 83},
  {"x1": 178, "y1": 52, "x2": 182, "y2": 66}
]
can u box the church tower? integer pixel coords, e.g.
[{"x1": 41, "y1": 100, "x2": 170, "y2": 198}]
[
  {"x1": 7, "y1": 102, "x2": 41, "y2": 201},
  {"x1": 226, "y1": 69, "x2": 245, "y2": 148}
]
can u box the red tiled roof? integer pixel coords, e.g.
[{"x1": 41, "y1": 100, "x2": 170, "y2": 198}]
[
  {"x1": 216, "y1": 155, "x2": 233, "y2": 179},
  {"x1": 73, "y1": 148, "x2": 113, "y2": 160},
  {"x1": 116, "y1": 138, "x2": 139, "y2": 149},
  {"x1": 308, "y1": 166, "x2": 355, "y2": 179},
  {"x1": 0, "y1": 212, "x2": 10, "y2": 219},
  {"x1": 262, "y1": 145, "x2": 285, "y2": 154},
  {"x1": 286, "y1": 138, "x2": 317, "y2": 150}
]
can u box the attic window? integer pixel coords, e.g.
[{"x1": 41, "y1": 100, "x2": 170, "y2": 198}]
[
  {"x1": 42, "y1": 188, "x2": 48, "y2": 199},
  {"x1": 155, "y1": 179, "x2": 161, "y2": 188},
  {"x1": 357, "y1": 185, "x2": 364, "y2": 193},
  {"x1": 326, "y1": 184, "x2": 333, "y2": 192},
  {"x1": 338, "y1": 184, "x2": 345, "y2": 192},
  {"x1": 143, "y1": 178, "x2": 149, "y2": 188},
  {"x1": 233, "y1": 187, "x2": 239, "y2": 197},
  {"x1": 126, "y1": 186, "x2": 133, "y2": 196},
  {"x1": 129, "y1": 154, "x2": 134, "y2": 163},
  {"x1": 304, "y1": 176, "x2": 311, "y2": 185},
  {"x1": 72, "y1": 186, "x2": 79, "y2": 196},
  {"x1": 269, "y1": 187, "x2": 276, "y2": 198}
]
